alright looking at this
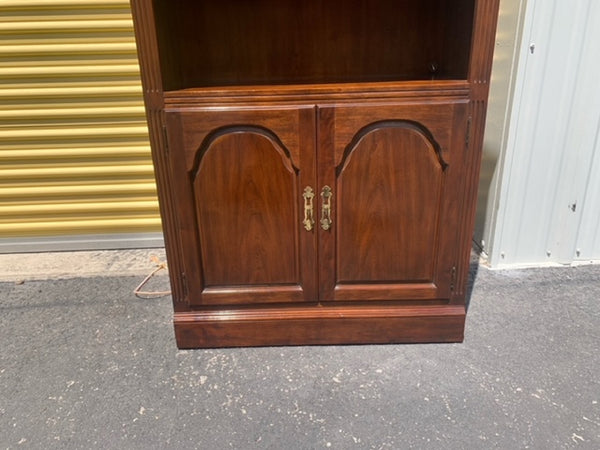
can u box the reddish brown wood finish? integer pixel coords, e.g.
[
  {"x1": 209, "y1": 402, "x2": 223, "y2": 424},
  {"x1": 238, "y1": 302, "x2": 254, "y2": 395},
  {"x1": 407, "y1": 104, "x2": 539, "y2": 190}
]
[
  {"x1": 151, "y1": 0, "x2": 475, "y2": 90},
  {"x1": 195, "y1": 132, "x2": 298, "y2": 286},
  {"x1": 130, "y1": 0, "x2": 500, "y2": 348},
  {"x1": 174, "y1": 305, "x2": 466, "y2": 348},
  {"x1": 164, "y1": 107, "x2": 318, "y2": 306},
  {"x1": 318, "y1": 101, "x2": 468, "y2": 303}
]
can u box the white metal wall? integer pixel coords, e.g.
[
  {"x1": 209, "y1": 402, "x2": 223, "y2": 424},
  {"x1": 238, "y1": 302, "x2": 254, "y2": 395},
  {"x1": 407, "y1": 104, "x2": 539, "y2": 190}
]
[{"x1": 484, "y1": 0, "x2": 600, "y2": 267}]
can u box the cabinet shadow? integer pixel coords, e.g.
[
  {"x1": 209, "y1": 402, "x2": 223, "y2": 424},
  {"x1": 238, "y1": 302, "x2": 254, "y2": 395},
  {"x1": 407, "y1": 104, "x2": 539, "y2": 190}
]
[{"x1": 464, "y1": 245, "x2": 482, "y2": 312}]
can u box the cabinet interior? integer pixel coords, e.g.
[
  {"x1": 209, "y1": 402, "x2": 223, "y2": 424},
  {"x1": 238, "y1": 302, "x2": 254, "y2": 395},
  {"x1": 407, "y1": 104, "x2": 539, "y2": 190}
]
[{"x1": 152, "y1": 0, "x2": 475, "y2": 91}]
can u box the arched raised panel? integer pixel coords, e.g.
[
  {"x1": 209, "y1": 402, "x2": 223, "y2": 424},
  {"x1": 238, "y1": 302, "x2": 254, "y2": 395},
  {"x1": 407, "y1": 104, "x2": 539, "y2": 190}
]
[
  {"x1": 193, "y1": 128, "x2": 299, "y2": 287},
  {"x1": 336, "y1": 121, "x2": 445, "y2": 283}
]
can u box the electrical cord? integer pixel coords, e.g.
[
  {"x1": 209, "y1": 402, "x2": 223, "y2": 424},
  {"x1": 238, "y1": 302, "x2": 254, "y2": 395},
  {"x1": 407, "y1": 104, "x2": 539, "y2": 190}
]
[{"x1": 133, "y1": 255, "x2": 171, "y2": 298}]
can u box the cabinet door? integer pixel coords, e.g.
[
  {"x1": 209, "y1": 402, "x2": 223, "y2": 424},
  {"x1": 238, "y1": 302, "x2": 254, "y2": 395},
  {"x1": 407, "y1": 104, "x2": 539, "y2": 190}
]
[
  {"x1": 165, "y1": 107, "x2": 317, "y2": 306},
  {"x1": 318, "y1": 101, "x2": 469, "y2": 302}
]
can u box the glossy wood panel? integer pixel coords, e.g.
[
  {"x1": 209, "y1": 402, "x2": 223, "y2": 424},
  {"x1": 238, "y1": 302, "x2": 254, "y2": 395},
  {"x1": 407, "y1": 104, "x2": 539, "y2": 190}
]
[
  {"x1": 174, "y1": 304, "x2": 465, "y2": 348},
  {"x1": 336, "y1": 122, "x2": 445, "y2": 283},
  {"x1": 318, "y1": 101, "x2": 468, "y2": 302},
  {"x1": 195, "y1": 130, "x2": 298, "y2": 286},
  {"x1": 165, "y1": 107, "x2": 318, "y2": 306}
]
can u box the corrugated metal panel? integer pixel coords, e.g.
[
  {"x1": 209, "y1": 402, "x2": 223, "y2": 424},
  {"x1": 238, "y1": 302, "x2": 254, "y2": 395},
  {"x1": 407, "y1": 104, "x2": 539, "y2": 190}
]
[
  {"x1": 572, "y1": 46, "x2": 600, "y2": 263},
  {"x1": 487, "y1": 0, "x2": 600, "y2": 267},
  {"x1": 0, "y1": 0, "x2": 161, "y2": 247},
  {"x1": 574, "y1": 141, "x2": 600, "y2": 262}
]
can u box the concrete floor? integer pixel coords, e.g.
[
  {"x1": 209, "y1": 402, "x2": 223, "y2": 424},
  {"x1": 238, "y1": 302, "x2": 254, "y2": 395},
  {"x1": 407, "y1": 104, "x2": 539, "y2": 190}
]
[{"x1": 0, "y1": 250, "x2": 599, "y2": 449}]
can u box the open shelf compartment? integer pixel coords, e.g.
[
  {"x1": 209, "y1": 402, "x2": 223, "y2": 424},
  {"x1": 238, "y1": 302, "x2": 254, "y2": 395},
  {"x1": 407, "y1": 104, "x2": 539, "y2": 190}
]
[{"x1": 152, "y1": 0, "x2": 476, "y2": 91}]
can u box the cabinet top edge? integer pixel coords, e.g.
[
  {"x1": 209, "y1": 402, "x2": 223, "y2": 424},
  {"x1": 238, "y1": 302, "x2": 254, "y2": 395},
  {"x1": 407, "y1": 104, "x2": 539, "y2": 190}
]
[{"x1": 162, "y1": 81, "x2": 471, "y2": 106}]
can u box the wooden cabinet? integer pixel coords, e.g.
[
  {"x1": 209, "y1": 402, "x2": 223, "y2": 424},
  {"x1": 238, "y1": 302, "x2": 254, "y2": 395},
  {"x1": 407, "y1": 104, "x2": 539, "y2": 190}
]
[{"x1": 131, "y1": 0, "x2": 499, "y2": 348}]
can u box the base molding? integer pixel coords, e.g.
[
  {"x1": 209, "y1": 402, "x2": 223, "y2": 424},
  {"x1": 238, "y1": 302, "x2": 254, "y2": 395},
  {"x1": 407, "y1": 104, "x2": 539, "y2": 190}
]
[{"x1": 174, "y1": 304, "x2": 465, "y2": 348}]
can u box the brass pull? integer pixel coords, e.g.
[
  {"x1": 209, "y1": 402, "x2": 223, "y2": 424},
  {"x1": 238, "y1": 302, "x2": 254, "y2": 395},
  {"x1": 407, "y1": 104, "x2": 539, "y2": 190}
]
[
  {"x1": 302, "y1": 186, "x2": 315, "y2": 231},
  {"x1": 320, "y1": 185, "x2": 333, "y2": 230}
]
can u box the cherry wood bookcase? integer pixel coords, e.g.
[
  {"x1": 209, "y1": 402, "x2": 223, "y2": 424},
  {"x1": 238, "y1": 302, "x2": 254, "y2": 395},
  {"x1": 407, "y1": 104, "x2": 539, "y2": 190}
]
[{"x1": 131, "y1": 0, "x2": 499, "y2": 348}]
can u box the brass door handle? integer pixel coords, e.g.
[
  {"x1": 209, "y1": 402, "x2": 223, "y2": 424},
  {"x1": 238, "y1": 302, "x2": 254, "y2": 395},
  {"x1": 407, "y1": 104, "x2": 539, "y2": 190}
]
[
  {"x1": 320, "y1": 185, "x2": 333, "y2": 230},
  {"x1": 302, "y1": 186, "x2": 315, "y2": 231}
]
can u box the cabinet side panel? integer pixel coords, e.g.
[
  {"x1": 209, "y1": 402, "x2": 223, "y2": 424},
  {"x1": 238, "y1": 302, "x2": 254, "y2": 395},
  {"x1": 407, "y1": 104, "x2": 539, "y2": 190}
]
[
  {"x1": 469, "y1": 0, "x2": 501, "y2": 86},
  {"x1": 130, "y1": 0, "x2": 186, "y2": 305},
  {"x1": 456, "y1": 0, "x2": 500, "y2": 296}
]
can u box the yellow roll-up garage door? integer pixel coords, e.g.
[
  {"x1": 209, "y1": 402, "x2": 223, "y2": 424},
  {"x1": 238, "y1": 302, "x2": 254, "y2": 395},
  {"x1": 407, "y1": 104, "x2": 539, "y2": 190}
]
[{"x1": 0, "y1": 0, "x2": 162, "y2": 252}]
